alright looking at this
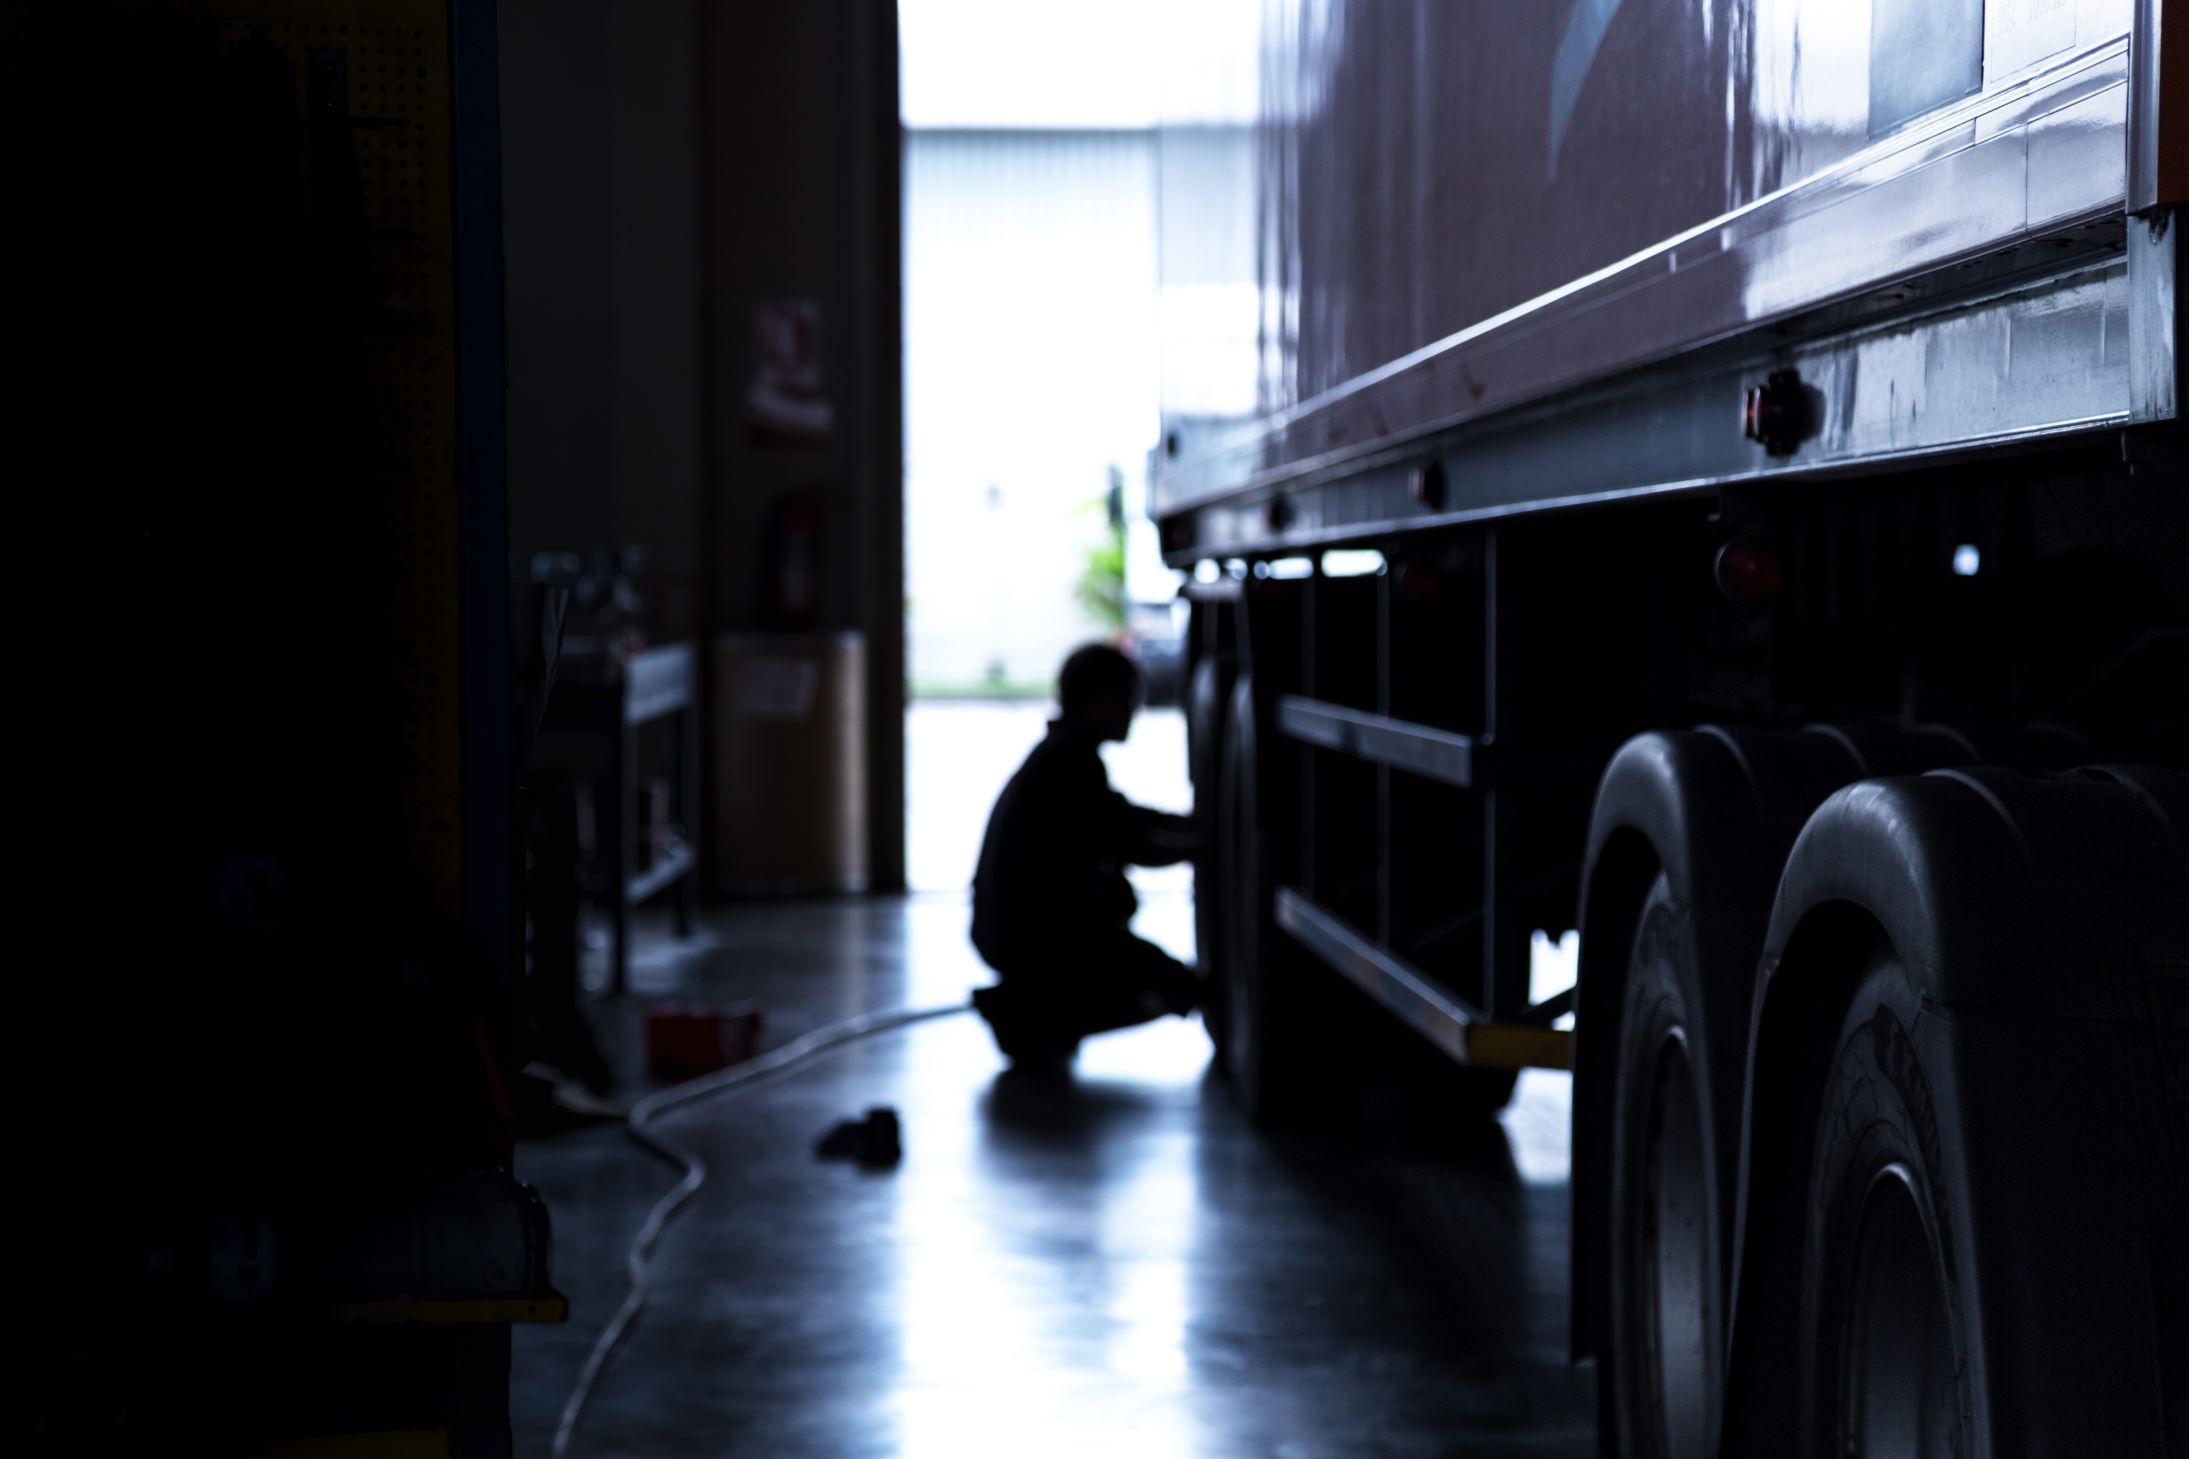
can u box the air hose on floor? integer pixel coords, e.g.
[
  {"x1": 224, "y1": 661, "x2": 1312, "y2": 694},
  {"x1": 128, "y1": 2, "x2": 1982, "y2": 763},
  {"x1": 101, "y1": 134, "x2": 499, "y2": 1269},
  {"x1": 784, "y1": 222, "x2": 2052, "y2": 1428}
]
[{"x1": 551, "y1": 1000, "x2": 973, "y2": 1459}]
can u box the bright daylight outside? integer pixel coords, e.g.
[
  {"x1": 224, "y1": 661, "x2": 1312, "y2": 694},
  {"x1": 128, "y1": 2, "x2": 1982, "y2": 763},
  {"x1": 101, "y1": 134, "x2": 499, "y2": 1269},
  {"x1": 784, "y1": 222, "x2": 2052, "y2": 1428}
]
[
  {"x1": 899, "y1": 0, "x2": 1235, "y2": 911},
  {"x1": 897, "y1": 0, "x2": 1578, "y2": 1002}
]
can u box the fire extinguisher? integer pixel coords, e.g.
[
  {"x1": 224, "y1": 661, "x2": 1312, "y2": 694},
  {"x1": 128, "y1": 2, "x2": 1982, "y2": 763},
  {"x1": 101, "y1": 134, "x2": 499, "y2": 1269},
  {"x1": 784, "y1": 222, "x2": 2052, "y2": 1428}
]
[{"x1": 768, "y1": 492, "x2": 821, "y2": 629}]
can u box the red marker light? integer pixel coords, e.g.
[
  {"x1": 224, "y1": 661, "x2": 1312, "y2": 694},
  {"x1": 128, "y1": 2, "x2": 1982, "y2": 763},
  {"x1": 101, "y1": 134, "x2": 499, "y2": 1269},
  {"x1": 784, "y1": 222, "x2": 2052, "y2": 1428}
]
[
  {"x1": 1742, "y1": 368, "x2": 1808, "y2": 456},
  {"x1": 1714, "y1": 536, "x2": 1782, "y2": 604}
]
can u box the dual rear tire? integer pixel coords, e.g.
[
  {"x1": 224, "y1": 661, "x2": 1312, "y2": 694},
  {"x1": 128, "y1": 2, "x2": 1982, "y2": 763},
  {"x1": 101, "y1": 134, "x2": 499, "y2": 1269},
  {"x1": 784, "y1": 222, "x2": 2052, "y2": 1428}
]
[
  {"x1": 1610, "y1": 933, "x2": 1974, "y2": 1459},
  {"x1": 1584, "y1": 730, "x2": 2152, "y2": 1459},
  {"x1": 1606, "y1": 876, "x2": 1721, "y2": 1459},
  {"x1": 1718, "y1": 768, "x2": 2188, "y2": 1457},
  {"x1": 1800, "y1": 954, "x2": 1968, "y2": 1459}
]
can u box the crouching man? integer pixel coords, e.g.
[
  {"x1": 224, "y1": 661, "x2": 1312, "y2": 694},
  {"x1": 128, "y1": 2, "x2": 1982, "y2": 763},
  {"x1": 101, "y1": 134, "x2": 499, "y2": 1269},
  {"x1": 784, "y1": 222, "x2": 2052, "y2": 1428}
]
[{"x1": 970, "y1": 643, "x2": 1201, "y2": 1068}]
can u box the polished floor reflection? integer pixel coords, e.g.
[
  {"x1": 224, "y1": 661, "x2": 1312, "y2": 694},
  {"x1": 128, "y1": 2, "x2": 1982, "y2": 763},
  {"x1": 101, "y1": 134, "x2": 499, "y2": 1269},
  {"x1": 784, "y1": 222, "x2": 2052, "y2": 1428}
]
[{"x1": 514, "y1": 896, "x2": 1593, "y2": 1457}]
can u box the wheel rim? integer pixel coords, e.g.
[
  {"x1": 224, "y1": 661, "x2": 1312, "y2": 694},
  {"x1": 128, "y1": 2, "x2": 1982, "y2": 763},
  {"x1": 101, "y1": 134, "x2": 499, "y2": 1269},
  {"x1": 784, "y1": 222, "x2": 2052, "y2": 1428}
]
[
  {"x1": 1844, "y1": 1166, "x2": 1956, "y2": 1458},
  {"x1": 1641, "y1": 1031, "x2": 1713, "y2": 1457}
]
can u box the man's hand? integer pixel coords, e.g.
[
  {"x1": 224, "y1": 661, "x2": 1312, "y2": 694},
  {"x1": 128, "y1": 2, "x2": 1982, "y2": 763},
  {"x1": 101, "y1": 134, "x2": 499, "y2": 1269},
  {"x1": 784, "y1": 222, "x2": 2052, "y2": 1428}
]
[{"x1": 1133, "y1": 808, "x2": 1203, "y2": 866}]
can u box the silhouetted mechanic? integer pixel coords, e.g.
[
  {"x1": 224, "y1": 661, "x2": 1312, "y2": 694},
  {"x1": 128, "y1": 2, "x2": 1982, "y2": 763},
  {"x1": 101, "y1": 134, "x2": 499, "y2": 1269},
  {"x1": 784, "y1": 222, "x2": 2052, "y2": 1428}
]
[{"x1": 971, "y1": 643, "x2": 1200, "y2": 1067}]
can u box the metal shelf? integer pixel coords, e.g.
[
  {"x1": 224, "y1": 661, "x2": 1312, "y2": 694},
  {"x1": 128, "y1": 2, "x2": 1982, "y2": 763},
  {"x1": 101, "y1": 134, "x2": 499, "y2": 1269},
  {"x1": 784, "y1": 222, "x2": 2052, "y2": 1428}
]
[
  {"x1": 626, "y1": 840, "x2": 696, "y2": 905},
  {"x1": 535, "y1": 640, "x2": 703, "y2": 992}
]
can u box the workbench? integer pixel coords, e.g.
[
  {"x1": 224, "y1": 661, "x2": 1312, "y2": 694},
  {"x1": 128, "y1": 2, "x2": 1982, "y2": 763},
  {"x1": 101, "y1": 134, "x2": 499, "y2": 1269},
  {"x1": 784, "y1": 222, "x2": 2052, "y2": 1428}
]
[{"x1": 534, "y1": 642, "x2": 699, "y2": 991}]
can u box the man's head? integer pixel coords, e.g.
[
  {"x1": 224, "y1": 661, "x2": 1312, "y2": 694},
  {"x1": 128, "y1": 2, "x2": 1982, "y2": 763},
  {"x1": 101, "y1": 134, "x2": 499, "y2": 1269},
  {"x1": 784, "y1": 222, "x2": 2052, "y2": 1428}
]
[{"x1": 1057, "y1": 642, "x2": 1142, "y2": 743}]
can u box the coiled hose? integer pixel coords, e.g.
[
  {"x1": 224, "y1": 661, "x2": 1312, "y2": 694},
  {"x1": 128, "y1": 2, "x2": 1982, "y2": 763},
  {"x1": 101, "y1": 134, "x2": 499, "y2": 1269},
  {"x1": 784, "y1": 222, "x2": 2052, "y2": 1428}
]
[{"x1": 551, "y1": 1001, "x2": 972, "y2": 1458}]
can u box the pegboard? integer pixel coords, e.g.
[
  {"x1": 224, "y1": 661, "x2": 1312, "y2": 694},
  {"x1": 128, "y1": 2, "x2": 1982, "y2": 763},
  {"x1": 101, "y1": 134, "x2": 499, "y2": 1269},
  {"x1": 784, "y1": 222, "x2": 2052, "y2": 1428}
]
[{"x1": 203, "y1": 1, "x2": 465, "y2": 923}]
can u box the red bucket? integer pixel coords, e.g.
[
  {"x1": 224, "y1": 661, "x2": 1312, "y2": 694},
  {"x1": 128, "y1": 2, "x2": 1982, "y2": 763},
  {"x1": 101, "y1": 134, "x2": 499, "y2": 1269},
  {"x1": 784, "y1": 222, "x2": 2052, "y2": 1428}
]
[{"x1": 646, "y1": 1002, "x2": 764, "y2": 1083}]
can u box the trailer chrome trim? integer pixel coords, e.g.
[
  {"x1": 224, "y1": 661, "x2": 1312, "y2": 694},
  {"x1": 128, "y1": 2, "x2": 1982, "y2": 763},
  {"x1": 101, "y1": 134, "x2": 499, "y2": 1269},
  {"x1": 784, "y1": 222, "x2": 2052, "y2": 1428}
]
[
  {"x1": 1155, "y1": 34, "x2": 2186, "y2": 554},
  {"x1": 1277, "y1": 696, "x2": 1480, "y2": 789},
  {"x1": 1279, "y1": 888, "x2": 1482, "y2": 1060},
  {"x1": 2128, "y1": 207, "x2": 2183, "y2": 421},
  {"x1": 1276, "y1": 888, "x2": 1576, "y2": 1072},
  {"x1": 2129, "y1": 0, "x2": 2188, "y2": 212},
  {"x1": 1164, "y1": 251, "x2": 2152, "y2": 563}
]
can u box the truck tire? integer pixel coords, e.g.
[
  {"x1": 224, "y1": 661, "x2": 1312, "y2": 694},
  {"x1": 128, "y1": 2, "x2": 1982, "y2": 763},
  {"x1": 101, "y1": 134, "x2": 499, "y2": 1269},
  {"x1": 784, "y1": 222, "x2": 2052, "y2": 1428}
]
[
  {"x1": 1578, "y1": 726, "x2": 1976, "y2": 1459},
  {"x1": 1605, "y1": 874, "x2": 1722, "y2": 1459},
  {"x1": 1798, "y1": 951, "x2": 1973, "y2": 1458},
  {"x1": 1186, "y1": 655, "x2": 1230, "y2": 1061},
  {"x1": 1215, "y1": 676, "x2": 1365, "y2": 1125},
  {"x1": 1216, "y1": 676, "x2": 1287, "y2": 1117},
  {"x1": 1580, "y1": 730, "x2": 1854, "y2": 1459},
  {"x1": 1723, "y1": 767, "x2": 2189, "y2": 1459}
]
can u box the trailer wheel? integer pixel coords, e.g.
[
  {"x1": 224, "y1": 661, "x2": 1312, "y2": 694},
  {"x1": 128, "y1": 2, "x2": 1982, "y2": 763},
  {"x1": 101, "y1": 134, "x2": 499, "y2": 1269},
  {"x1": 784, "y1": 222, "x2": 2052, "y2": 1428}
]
[
  {"x1": 1576, "y1": 726, "x2": 1978, "y2": 1458},
  {"x1": 1606, "y1": 875, "x2": 1720, "y2": 1459},
  {"x1": 1577, "y1": 733, "x2": 1814, "y2": 1459},
  {"x1": 1722, "y1": 767, "x2": 2189, "y2": 1458},
  {"x1": 1798, "y1": 953, "x2": 1970, "y2": 1458},
  {"x1": 1215, "y1": 676, "x2": 1354, "y2": 1124},
  {"x1": 1186, "y1": 655, "x2": 1231, "y2": 1061},
  {"x1": 1216, "y1": 677, "x2": 1283, "y2": 1115}
]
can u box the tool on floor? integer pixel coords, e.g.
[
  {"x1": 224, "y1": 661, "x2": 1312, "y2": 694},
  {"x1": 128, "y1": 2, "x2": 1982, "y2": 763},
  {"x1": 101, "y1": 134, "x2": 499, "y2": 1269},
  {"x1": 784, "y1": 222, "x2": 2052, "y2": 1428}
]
[
  {"x1": 551, "y1": 1000, "x2": 970, "y2": 1459},
  {"x1": 814, "y1": 1105, "x2": 904, "y2": 1167}
]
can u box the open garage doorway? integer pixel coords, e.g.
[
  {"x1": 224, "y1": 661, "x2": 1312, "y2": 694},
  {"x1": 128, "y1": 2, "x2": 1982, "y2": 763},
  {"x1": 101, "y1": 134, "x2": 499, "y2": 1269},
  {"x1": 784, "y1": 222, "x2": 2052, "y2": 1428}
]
[{"x1": 899, "y1": 2, "x2": 1191, "y2": 915}]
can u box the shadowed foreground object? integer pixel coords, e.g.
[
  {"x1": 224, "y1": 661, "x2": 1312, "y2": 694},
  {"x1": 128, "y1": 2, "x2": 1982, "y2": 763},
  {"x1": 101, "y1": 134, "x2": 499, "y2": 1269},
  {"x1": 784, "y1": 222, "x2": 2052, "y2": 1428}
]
[{"x1": 515, "y1": 897, "x2": 1593, "y2": 1457}]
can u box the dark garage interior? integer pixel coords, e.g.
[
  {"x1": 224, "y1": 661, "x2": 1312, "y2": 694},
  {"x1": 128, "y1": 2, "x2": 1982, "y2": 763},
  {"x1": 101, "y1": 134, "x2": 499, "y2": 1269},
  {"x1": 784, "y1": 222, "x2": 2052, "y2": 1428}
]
[{"x1": 13, "y1": 2, "x2": 2188, "y2": 1456}]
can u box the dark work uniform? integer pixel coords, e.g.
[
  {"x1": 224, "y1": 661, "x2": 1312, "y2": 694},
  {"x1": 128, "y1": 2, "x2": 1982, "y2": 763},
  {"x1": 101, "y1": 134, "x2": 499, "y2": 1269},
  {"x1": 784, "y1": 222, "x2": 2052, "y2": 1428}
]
[{"x1": 970, "y1": 721, "x2": 1198, "y2": 1060}]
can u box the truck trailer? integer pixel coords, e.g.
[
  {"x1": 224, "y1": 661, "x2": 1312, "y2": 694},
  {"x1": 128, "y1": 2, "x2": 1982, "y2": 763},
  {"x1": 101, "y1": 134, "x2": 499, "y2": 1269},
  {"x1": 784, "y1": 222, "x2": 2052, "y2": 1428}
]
[{"x1": 1155, "y1": 2, "x2": 2187, "y2": 1455}]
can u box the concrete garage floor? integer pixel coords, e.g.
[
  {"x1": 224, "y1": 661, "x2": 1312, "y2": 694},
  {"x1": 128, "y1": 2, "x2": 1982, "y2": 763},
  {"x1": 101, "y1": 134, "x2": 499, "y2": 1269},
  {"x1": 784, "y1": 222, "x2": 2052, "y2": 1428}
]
[{"x1": 512, "y1": 890, "x2": 1595, "y2": 1458}]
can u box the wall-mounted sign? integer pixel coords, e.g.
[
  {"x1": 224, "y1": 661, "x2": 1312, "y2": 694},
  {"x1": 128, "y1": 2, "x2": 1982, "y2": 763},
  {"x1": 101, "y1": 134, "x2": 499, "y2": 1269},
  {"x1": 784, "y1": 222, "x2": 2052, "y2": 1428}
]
[{"x1": 748, "y1": 298, "x2": 835, "y2": 443}]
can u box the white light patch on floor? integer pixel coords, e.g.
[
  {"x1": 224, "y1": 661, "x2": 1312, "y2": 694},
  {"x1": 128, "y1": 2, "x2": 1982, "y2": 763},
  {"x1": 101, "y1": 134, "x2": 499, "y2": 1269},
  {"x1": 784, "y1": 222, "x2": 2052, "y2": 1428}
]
[
  {"x1": 1532, "y1": 927, "x2": 1579, "y2": 1030},
  {"x1": 1530, "y1": 928, "x2": 1579, "y2": 1005},
  {"x1": 1504, "y1": 1070, "x2": 1575, "y2": 1186}
]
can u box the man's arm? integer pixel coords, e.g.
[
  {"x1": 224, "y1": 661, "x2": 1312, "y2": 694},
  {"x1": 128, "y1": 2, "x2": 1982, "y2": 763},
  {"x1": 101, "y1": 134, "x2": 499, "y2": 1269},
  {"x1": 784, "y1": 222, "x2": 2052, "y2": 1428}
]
[
  {"x1": 1084, "y1": 753, "x2": 1202, "y2": 867},
  {"x1": 1121, "y1": 800, "x2": 1201, "y2": 867}
]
